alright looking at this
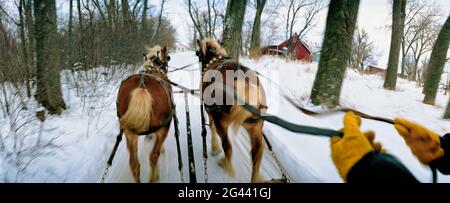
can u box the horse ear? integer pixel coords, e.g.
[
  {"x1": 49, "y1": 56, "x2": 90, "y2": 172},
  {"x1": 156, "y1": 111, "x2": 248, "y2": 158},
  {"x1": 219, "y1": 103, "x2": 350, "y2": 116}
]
[
  {"x1": 143, "y1": 53, "x2": 147, "y2": 61},
  {"x1": 163, "y1": 45, "x2": 169, "y2": 60},
  {"x1": 196, "y1": 39, "x2": 201, "y2": 47},
  {"x1": 218, "y1": 40, "x2": 223, "y2": 46}
]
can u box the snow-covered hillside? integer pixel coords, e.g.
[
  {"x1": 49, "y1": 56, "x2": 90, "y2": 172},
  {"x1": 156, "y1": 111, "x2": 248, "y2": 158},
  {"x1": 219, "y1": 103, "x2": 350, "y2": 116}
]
[{"x1": 0, "y1": 51, "x2": 449, "y2": 183}]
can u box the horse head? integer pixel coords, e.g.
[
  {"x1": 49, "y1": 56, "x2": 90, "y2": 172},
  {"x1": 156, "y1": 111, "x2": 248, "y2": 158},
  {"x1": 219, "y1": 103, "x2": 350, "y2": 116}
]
[
  {"x1": 195, "y1": 38, "x2": 227, "y2": 64},
  {"x1": 143, "y1": 45, "x2": 171, "y2": 72}
]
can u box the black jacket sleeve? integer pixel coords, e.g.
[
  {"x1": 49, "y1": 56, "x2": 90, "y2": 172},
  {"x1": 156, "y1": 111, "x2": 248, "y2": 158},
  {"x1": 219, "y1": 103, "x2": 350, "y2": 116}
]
[
  {"x1": 430, "y1": 133, "x2": 450, "y2": 175},
  {"x1": 347, "y1": 151, "x2": 419, "y2": 183}
]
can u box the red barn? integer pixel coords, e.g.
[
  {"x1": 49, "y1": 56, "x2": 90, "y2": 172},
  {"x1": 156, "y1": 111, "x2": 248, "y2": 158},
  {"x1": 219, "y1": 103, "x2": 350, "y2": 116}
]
[
  {"x1": 277, "y1": 33, "x2": 312, "y2": 61},
  {"x1": 264, "y1": 33, "x2": 312, "y2": 62}
]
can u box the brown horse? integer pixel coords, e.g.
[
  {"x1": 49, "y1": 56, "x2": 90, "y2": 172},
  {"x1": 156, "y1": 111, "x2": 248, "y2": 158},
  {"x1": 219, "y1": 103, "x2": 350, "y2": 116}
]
[
  {"x1": 196, "y1": 39, "x2": 267, "y2": 182},
  {"x1": 116, "y1": 45, "x2": 173, "y2": 183}
]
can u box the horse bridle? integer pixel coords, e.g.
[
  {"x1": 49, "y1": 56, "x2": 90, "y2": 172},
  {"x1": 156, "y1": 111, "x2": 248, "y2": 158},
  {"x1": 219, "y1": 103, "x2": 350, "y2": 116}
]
[
  {"x1": 196, "y1": 47, "x2": 228, "y2": 74},
  {"x1": 144, "y1": 52, "x2": 171, "y2": 72}
]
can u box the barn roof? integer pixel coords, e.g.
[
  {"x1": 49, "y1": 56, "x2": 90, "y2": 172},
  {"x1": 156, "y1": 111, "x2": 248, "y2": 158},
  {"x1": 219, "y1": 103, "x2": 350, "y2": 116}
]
[{"x1": 280, "y1": 33, "x2": 312, "y2": 54}]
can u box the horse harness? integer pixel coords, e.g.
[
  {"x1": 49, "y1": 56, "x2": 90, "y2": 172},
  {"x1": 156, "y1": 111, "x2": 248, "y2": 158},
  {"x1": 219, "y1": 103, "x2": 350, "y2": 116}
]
[
  {"x1": 117, "y1": 67, "x2": 175, "y2": 136},
  {"x1": 201, "y1": 56, "x2": 267, "y2": 118},
  {"x1": 201, "y1": 56, "x2": 234, "y2": 114},
  {"x1": 138, "y1": 72, "x2": 175, "y2": 135}
]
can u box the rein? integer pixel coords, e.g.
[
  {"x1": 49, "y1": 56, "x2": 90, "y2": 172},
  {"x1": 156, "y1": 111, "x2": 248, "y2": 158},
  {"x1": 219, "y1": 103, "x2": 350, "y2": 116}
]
[
  {"x1": 168, "y1": 62, "x2": 199, "y2": 73},
  {"x1": 250, "y1": 67, "x2": 439, "y2": 183}
]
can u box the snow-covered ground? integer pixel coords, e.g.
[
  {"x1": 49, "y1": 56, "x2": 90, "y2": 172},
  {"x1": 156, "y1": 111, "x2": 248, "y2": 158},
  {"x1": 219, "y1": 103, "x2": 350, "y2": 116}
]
[{"x1": 0, "y1": 51, "x2": 449, "y2": 183}]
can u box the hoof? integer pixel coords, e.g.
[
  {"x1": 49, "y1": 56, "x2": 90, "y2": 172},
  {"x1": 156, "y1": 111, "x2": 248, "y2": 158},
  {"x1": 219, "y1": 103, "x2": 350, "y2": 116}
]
[
  {"x1": 218, "y1": 157, "x2": 235, "y2": 177},
  {"x1": 211, "y1": 143, "x2": 221, "y2": 156},
  {"x1": 251, "y1": 175, "x2": 263, "y2": 183},
  {"x1": 150, "y1": 169, "x2": 160, "y2": 183},
  {"x1": 210, "y1": 148, "x2": 222, "y2": 156}
]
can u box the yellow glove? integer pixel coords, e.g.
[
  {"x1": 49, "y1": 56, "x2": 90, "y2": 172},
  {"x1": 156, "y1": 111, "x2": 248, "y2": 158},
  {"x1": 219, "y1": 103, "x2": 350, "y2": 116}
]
[
  {"x1": 394, "y1": 118, "x2": 444, "y2": 165},
  {"x1": 331, "y1": 112, "x2": 374, "y2": 181},
  {"x1": 363, "y1": 130, "x2": 386, "y2": 154}
]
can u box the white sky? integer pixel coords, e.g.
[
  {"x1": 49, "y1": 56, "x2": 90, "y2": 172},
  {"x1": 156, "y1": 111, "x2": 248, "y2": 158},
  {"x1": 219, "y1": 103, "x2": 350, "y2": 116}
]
[
  {"x1": 164, "y1": 0, "x2": 450, "y2": 68},
  {"x1": 3, "y1": 0, "x2": 449, "y2": 68}
]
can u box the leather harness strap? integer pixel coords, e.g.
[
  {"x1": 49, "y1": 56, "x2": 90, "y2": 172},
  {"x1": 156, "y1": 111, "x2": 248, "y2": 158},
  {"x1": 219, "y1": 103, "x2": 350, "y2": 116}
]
[{"x1": 135, "y1": 73, "x2": 175, "y2": 136}]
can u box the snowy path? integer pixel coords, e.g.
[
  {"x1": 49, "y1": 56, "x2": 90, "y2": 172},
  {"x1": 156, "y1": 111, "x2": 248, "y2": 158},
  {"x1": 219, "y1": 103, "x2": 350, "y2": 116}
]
[
  {"x1": 95, "y1": 51, "x2": 450, "y2": 183},
  {"x1": 103, "y1": 54, "x2": 285, "y2": 183},
  {"x1": 103, "y1": 95, "x2": 287, "y2": 183}
]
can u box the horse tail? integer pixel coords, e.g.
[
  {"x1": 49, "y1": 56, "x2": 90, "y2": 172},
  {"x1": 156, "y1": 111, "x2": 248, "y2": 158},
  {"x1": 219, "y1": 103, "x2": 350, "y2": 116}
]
[
  {"x1": 229, "y1": 79, "x2": 264, "y2": 133},
  {"x1": 120, "y1": 87, "x2": 153, "y2": 133}
]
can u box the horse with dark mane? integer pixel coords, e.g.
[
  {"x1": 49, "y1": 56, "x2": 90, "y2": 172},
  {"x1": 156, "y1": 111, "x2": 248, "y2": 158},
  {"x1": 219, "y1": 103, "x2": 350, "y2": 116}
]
[
  {"x1": 116, "y1": 45, "x2": 173, "y2": 183},
  {"x1": 196, "y1": 39, "x2": 267, "y2": 182}
]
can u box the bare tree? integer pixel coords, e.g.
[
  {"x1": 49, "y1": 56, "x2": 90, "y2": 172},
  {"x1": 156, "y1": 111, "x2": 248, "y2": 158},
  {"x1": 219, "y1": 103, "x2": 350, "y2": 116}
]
[
  {"x1": 34, "y1": 0, "x2": 66, "y2": 114},
  {"x1": 16, "y1": 0, "x2": 32, "y2": 97},
  {"x1": 349, "y1": 27, "x2": 376, "y2": 73},
  {"x1": 186, "y1": 0, "x2": 225, "y2": 39},
  {"x1": 285, "y1": 0, "x2": 325, "y2": 41},
  {"x1": 445, "y1": 98, "x2": 450, "y2": 119},
  {"x1": 384, "y1": 0, "x2": 406, "y2": 90},
  {"x1": 249, "y1": 0, "x2": 267, "y2": 56},
  {"x1": 150, "y1": 0, "x2": 165, "y2": 41},
  {"x1": 310, "y1": 0, "x2": 360, "y2": 107},
  {"x1": 121, "y1": 0, "x2": 132, "y2": 30},
  {"x1": 259, "y1": 1, "x2": 283, "y2": 46},
  {"x1": 222, "y1": 0, "x2": 248, "y2": 59},
  {"x1": 406, "y1": 26, "x2": 439, "y2": 81},
  {"x1": 423, "y1": 15, "x2": 450, "y2": 105},
  {"x1": 400, "y1": 0, "x2": 441, "y2": 80}
]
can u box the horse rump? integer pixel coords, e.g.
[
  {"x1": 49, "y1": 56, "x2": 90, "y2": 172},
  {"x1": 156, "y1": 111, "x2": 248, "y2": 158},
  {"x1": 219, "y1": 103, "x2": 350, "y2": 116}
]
[
  {"x1": 229, "y1": 79, "x2": 265, "y2": 133},
  {"x1": 120, "y1": 87, "x2": 154, "y2": 133}
]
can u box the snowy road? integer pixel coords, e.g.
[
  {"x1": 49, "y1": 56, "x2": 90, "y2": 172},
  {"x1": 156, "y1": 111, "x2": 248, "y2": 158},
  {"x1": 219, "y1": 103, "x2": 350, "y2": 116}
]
[
  {"x1": 99, "y1": 51, "x2": 450, "y2": 183},
  {"x1": 103, "y1": 53, "x2": 286, "y2": 183},
  {"x1": 104, "y1": 94, "x2": 289, "y2": 183}
]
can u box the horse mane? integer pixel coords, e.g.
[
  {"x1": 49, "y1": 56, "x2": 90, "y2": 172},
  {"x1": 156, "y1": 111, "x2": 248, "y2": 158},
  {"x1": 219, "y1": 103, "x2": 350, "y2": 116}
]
[
  {"x1": 203, "y1": 38, "x2": 227, "y2": 57},
  {"x1": 146, "y1": 45, "x2": 162, "y2": 58}
]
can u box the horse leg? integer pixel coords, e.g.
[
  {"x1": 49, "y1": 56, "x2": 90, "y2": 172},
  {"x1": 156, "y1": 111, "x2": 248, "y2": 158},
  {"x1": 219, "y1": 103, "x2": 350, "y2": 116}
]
[
  {"x1": 243, "y1": 120, "x2": 264, "y2": 183},
  {"x1": 149, "y1": 126, "x2": 169, "y2": 183},
  {"x1": 124, "y1": 129, "x2": 140, "y2": 183},
  {"x1": 214, "y1": 117, "x2": 234, "y2": 177},
  {"x1": 208, "y1": 112, "x2": 221, "y2": 156}
]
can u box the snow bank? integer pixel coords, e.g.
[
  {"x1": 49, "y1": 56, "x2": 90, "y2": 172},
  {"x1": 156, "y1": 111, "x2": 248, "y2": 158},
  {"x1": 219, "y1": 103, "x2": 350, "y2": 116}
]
[{"x1": 0, "y1": 51, "x2": 449, "y2": 182}]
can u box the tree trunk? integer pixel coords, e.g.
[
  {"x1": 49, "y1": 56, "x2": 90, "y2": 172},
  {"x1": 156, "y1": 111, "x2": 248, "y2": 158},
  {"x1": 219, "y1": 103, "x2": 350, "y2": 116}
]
[
  {"x1": 222, "y1": 0, "x2": 248, "y2": 59},
  {"x1": 68, "y1": 0, "x2": 73, "y2": 68},
  {"x1": 18, "y1": 0, "x2": 31, "y2": 97},
  {"x1": 77, "y1": 0, "x2": 83, "y2": 37},
  {"x1": 25, "y1": 0, "x2": 35, "y2": 86},
  {"x1": 401, "y1": 36, "x2": 406, "y2": 76},
  {"x1": 77, "y1": 0, "x2": 86, "y2": 67},
  {"x1": 34, "y1": 0, "x2": 66, "y2": 114},
  {"x1": 445, "y1": 99, "x2": 450, "y2": 119},
  {"x1": 383, "y1": 0, "x2": 406, "y2": 90},
  {"x1": 121, "y1": 0, "x2": 132, "y2": 30},
  {"x1": 310, "y1": 0, "x2": 360, "y2": 108},
  {"x1": 142, "y1": 0, "x2": 147, "y2": 31},
  {"x1": 151, "y1": 0, "x2": 165, "y2": 41},
  {"x1": 423, "y1": 16, "x2": 450, "y2": 105},
  {"x1": 250, "y1": 0, "x2": 266, "y2": 56}
]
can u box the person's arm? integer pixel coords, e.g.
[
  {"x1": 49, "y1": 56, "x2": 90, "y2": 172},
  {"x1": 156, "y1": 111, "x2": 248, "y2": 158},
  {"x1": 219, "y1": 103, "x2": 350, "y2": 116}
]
[
  {"x1": 347, "y1": 152, "x2": 419, "y2": 183},
  {"x1": 430, "y1": 133, "x2": 450, "y2": 175},
  {"x1": 331, "y1": 112, "x2": 418, "y2": 183},
  {"x1": 394, "y1": 119, "x2": 448, "y2": 175}
]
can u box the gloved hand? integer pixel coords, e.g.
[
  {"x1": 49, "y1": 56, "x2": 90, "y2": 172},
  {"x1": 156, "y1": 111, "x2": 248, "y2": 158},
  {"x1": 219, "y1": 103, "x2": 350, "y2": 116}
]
[
  {"x1": 394, "y1": 118, "x2": 444, "y2": 165},
  {"x1": 363, "y1": 130, "x2": 385, "y2": 154},
  {"x1": 331, "y1": 112, "x2": 374, "y2": 181}
]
